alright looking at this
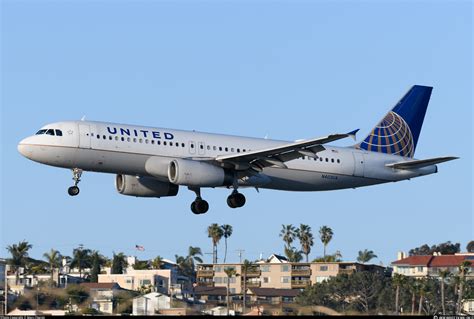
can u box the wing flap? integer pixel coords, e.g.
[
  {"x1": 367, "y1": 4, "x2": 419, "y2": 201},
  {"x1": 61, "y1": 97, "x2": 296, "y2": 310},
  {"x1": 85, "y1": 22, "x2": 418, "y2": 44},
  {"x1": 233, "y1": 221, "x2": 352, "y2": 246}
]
[{"x1": 385, "y1": 156, "x2": 459, "y2": 170}]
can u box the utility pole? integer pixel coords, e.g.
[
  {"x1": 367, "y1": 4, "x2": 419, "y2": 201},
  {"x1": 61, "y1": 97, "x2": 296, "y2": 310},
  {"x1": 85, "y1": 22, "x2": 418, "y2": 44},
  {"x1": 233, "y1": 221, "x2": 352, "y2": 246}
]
[
  {"x1": 4, "y1": 264, "x2": 7, "y2": 315},
  {"x1": 236, "y1": 249, "x2": 245, "y2": 263}
]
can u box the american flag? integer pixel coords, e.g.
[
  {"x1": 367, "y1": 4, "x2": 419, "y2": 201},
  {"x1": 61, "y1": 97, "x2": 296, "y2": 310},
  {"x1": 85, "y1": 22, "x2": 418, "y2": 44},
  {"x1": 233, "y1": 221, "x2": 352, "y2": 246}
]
[{"x1": 135, "y1": 244, "x2": 145, "y2": 251}]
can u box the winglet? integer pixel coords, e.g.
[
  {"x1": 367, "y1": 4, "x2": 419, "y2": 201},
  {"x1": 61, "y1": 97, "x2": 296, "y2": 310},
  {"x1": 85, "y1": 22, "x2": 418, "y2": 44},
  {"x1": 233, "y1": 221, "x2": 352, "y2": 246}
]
[{"x1": 347, "y1": 129, "x2": 360, "y2": 141}]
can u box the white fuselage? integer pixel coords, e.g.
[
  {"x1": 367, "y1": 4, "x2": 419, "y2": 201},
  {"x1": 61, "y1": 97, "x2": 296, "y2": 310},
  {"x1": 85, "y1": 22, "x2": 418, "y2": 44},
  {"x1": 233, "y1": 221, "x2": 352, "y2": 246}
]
[{"x1": 18, "y1": 120, "x2": 437, "y2": 192}]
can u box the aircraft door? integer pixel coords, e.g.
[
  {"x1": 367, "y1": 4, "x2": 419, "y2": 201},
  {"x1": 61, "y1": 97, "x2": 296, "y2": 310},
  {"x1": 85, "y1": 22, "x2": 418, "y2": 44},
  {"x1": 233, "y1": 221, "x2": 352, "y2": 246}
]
[
  {"x1": 353, "y1": 152, "x2": 365, "y2": 177},
  {"x1": 189, "y1": 141, "x2": 196, "y2": 155},
  {"x1": 198, "y1": 142, "x2": 205, "y2": 155},
  {"x1": 79, "y1": 124, "x2": 91, "y2": 149}
]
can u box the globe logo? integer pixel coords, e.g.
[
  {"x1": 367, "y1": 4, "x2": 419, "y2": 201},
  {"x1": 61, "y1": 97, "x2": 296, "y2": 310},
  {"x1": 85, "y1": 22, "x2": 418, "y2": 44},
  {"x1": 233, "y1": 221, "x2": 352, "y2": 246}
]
[{"x1": 358, "y1": 111, "x2": 414, "y2": 158}]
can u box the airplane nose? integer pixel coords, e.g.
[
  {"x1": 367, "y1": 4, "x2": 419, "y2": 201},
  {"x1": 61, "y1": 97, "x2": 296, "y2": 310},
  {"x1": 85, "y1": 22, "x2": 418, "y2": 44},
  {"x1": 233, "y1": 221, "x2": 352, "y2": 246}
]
[{"x1": 18, "y1": 138, "x2": 34, "y2": 159}]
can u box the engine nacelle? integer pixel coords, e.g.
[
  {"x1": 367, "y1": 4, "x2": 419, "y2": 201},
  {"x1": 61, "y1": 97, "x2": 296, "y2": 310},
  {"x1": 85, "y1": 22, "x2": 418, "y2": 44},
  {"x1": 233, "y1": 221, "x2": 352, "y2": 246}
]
[
  {"x1": 115, "y1": 174, "x2": 179, "y2": 198},
  {"x1": 168, "y1": 159, "x2": 233, "y2": 187}
]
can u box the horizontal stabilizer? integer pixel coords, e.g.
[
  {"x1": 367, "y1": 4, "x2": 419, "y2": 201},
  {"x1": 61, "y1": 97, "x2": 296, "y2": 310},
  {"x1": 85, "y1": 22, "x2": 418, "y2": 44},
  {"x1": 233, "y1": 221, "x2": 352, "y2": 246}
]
[{"x1": 385, "y1": 156, "x2": 459, "y2": 170}]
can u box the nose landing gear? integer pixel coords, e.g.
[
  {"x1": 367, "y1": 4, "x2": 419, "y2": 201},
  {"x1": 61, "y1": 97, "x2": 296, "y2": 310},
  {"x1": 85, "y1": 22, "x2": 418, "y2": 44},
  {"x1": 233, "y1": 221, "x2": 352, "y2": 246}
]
[{"x1": 68, "y1": 168, "x2": 82, "y2": 196}]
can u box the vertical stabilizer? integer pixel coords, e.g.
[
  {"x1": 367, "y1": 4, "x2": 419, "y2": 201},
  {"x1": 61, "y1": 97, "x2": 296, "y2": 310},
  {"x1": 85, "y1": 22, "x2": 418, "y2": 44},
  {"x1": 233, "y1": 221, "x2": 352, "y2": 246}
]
[{"x1": 356, "y1": 85, "x2": 432, "y2": 158}]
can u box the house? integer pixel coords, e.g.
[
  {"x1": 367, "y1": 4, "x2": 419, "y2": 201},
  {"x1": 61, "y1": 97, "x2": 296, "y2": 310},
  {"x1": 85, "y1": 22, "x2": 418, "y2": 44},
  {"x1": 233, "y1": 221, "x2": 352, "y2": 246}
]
[
  {"x1": 132, "y1": 292, "x2": 171, "y2": 315},
  {"x1": 246, "y1": 288, "x2": 300, "y2": 305},
  {"x1": 391, "y1": 252, "x2": 474, "y2": 278},
  {"x1": 80, "y1": 282, "x2": 123, "y2": 314}
]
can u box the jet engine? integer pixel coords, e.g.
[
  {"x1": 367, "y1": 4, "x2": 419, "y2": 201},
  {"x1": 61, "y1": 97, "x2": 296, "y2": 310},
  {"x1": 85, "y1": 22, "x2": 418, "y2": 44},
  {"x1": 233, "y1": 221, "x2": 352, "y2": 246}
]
[
  {"x1": 115, "y1": 174, "x2": 179, "y2": 198},
  {"x1": 168, "y1": 159, "x2": 233, "y2": 187}
]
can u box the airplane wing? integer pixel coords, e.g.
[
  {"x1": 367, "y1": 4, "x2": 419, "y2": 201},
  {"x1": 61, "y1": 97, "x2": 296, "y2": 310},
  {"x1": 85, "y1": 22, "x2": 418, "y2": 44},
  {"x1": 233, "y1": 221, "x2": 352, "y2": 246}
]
[
  {"x1": 215, "y1": 129, "x2": 359, "y2": 172},
  {"x1": 385, "y1": 156, "x2": 459, "y2": 170}
]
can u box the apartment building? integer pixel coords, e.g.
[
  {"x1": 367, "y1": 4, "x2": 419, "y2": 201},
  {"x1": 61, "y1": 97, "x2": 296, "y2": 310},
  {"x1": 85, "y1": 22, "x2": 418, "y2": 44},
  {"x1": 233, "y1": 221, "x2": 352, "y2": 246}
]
[
  {"x1": 391, "y1": 252, "x2": 474, "y2": 278},
  {"x1": 196, "y1": 254, "x2": 386, "y2": 294}
]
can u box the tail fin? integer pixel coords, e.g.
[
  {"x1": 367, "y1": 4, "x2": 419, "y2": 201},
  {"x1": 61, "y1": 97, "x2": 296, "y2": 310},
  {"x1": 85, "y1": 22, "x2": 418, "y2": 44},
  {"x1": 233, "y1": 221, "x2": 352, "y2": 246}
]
[{"x1": 356, "y1": 85, "x2": 432, "y2": 158}]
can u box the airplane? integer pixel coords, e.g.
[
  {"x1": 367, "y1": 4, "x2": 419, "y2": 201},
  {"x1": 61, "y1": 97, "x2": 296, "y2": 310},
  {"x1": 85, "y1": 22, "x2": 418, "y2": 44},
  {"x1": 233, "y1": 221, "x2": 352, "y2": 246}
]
[{"x1": 18, "y1": 85, "x2": 458, "y2": 214}]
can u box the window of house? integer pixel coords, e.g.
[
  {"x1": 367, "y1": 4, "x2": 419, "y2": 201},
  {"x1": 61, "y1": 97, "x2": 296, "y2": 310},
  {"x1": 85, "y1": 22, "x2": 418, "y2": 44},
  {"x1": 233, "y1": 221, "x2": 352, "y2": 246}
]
[
  {"x1": 140, "y1": 279, "x2": 151, "y2": 286},
  {"x1": 281, "y1": 265, "x2": 290, "y2": 272},
  {"x1": 320, "y1": 265, "x2": 328, "y2": 271},
  {"x1": 417, "y1": 266, "x2": 423, "y2": 272},
  {"x1": 260, "y1": 265, "x2": 270, "y2": 272},
  {"x1": 280, "y1": 276, "x2": 290, "y2": 283},
  {"x1": 263, "y1": 277, "x2": 270, "y2": 283},
  {"x1": 214, "y1": 277, "x2": 223, "y2": 284},
  {"x1": 214, "y1": 266, "x2": 222, "y2": 273}
]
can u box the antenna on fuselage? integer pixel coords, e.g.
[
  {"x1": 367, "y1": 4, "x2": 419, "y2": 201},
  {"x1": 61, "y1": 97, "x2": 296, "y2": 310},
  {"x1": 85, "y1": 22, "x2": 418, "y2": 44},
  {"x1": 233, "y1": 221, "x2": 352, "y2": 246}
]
[{"x1": 80, "y1": 115, "x2": 86, "y2": 121}]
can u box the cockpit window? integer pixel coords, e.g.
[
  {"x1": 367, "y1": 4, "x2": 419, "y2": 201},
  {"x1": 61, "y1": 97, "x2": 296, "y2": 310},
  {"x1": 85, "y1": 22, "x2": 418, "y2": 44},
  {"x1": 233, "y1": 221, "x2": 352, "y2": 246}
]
[
  {"x1": 55, "y1": 129, "x2": 63, "y2": 136},
  {"x1": 46, "y1": 129, "x2": 55, "y2": 135},
  {"x1": 36, "y1": 129, "x2": 47, "y2": 135}
]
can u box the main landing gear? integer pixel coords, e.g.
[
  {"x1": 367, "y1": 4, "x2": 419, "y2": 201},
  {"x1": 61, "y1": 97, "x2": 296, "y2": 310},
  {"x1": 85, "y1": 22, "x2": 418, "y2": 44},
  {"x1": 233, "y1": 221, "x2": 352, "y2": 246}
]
[
  {"x1": 189, "y1": 187, "x2": 209, "y2": 215},
  {"x1": 188, "y1": 186, "x2": 247, "y2": 214},
  {"x1": 68, "y1": 168, "x2": 82, "y2": 196},
  {"x1": 227, "y1": 190, "x2": 246, "y2": 208}
]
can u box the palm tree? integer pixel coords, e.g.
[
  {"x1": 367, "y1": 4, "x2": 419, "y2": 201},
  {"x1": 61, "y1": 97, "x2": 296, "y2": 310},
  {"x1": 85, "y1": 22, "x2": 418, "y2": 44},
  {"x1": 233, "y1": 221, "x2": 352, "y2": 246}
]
[
  {"x1": 467, "y1": 240, "x2": 474, "y2": 253},
  {"x1": 43, "y1": 249, "x2": 61, "y2": 287},
  {"x1": 392, "y1": 273, "x2": 406, "y2": 314},
  {"x1": 207, "y1": 224, "x2": 224, "y2": 264},
  {"x1": 89, "y1": 251, "x2": 103, "y2": 283},
  {"x1": 152, "y1": 256, "x2": 164, "y2": 269},
  {"x1": 457, "y1": 260, "x2": 471, "y2": 313},
  {"x1": 319, "y1": 226, "x2": 333, "y2": 260},
  {"x1": 241, "y1": 259, "x2": 255, "y2": 315},
  {"x1": 224, "y1": 267, "x2": 239, "y2": 316},
  {"x1": 221, "y1": 225, "x2": 233, "y2": 263},
  {"x1": 357, "y1": 249, "x2": 378, "y2": 264},
  {"x1": 70, "y1": 246, "x2": 92, "y2": 279},
  {"x1": 279, "y1": 224, "x2": 296, "y2": 250},
  {"x1": 186, "y1": 246, "x2": 203, "y2": 281},
  {"x1": 6, "y1": 240, "x2": 32, "y2": 285},
  {"x1": 438, "y1": 269, "x2": 451, "y2": 315},
  {"x1": 296, "y1": 224, "x2": 314, "y2": 262},
  {"x1": 417, "y1": 278, "x2": 427, "y2": 315},
  {"x1": 111, "y1": 252, "x2": 128, "y2": 274}
]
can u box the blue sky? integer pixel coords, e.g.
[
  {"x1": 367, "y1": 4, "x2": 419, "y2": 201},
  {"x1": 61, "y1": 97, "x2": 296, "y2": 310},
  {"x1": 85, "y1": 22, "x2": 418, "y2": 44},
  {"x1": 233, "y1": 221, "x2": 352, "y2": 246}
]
[{"x1": 1, "y1": 0, "x2": 472, "y2": 266}]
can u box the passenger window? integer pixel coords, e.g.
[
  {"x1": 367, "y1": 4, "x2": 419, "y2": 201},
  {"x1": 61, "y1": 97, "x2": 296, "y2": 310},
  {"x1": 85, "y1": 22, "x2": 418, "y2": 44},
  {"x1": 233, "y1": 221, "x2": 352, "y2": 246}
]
[
  {"x1": 46, "y1": 129, "x2": 55, "y2": 136},
  {"x1": 231, "y1": 148, "x2": 234, "y2": 152},
  {"x1": 146, "y1": 139, "x2": 149, "y2": 144},
  {"x1": 200, "y1": 144, "x2": 204, "y2": 149},
  {"x1": 127, "y1": 137, "x2": 131, "y2": 142},
  {"x1": 97, "y1": 135, "x2": 100, "y2": 139},
  {"x1": 151, "y1": 140, "x2": 155, "y2": 144},
  {"x1": 164, "y1": 141, "x2": 167, "y2": 146},
  {"x1": 181, "y1": 143, "x2": 185, "y2": 147},
  {"x1": 213, "y1": 146, "x2": 217, "y2": 151},
  {"x1": 103, "y1": 135, "x2": 106, "y2": 139},
  {"x1": 190, "y1": 143, "x2": 194, "y2": 148},
  {"x1": 35, "y1": 129, "x2": 47, "y2": 135},
  {"x1": 176, "y1": 142, "x2": 179, "y2": 147},
  {"x1": 121, "y1": 137, "x2": 125, "y2": 142},
  {"x1": 115, "y1": 136, "x2": 119, "y2": 141},
  {"x1": 325, "y1": 158, "x2": 328, "y2": 162},
  {"x1": 157, "y1": 141, "x2": 161, "y2": 145},
  {"x1": 237, "y1": 149, "x2": 240, "y2": 153},
  {"x1": 320, "y1": 157, "x2": 323, "y2": 161},
  {"x1": 55, "y1": 129, "x2": 63, "y2": 136},
  {"x1": 219, "y1": 147, "x2": 222, "y2": 151},
  {"x1": 133, "y1": 138, "x2": 137, "y2": 143},
  {"x1": 337, "y1": 159, "x2": 340, "y2": 163},
  {"x1": 225, "y1": 147, "x2": 228, "y2": 152},
  {"x1": 207, "y1": 145, "x2": 211, "y2": 150},
  {"x1": 109, "y1": 136, "x2": 113, "y2": 140},
  {"x1": 243, "y1": 149, "x2": 246, "y2": 152},
  {"x1": 331, "y1": 158, "x2": 334, "y2": 163}
]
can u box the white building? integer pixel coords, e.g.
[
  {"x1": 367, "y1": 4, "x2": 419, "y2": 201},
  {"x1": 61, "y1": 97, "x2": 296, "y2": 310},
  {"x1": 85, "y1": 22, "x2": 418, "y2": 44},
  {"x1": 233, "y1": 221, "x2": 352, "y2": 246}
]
[{"x1": 132, "y1": 292, "x2": 171, "y2": 315}]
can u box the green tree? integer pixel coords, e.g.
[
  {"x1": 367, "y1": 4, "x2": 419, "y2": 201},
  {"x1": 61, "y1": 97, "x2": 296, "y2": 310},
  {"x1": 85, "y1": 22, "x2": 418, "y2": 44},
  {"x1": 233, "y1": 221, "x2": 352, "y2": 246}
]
[
  {"x1": 279, "y1": 224, "x2": 297, "y2": 250},
  {"x1": 221, "y1": 225, "x2": 233, "y2": 263},
  {"x1": 392, "y1": 273, "x2": 406, "y2": 314},
  {"x1": 224, "y1": 267, "x2": 239, "y2": 316},
  {"x1": 43, "y1": 248, "x2": 62, "y2": 287},
  {"x1": 438, "y1": 269, "x2": 451, "y2": 315},
  {"x1": 319, "y1": 226, "x2": 333, "y2": 260},
  {"x1": 296, "y1": 224, "x2": 314, "y2": 262},
  {"x1": 207, "y1": 223, "x2": 223, "y2": 264},
  {"x1": 357, "y1": 249, "x2": 377, "y2": 264},
  {"x1": 457, "y1": 260, "x2": 471, "y2": 313},
  {"x1": 66, "y1": 284, "x2": 89, "y2": 305},
  {"x1": 284, "y1": 246, "x2": 303, "y2": 262},
  {"x1": 240, "y1": 259, "x2": 255, "y2": 315},
  {"x1": 132, "y1": 259, "x2": 150, "y2": 270},
  {"x1": 70, "y1": 246, "x2": 92, "y2": 279},
  {"x1": 111, "y1": 252, "x2": 128, "y2": 274},
  {"x1": 152, "y1": 256, "x2": 164, "y2": 269},
  {"x1": 6, "y1": 240, "x2": 32, "y2": 285},
  {"x1": 467, "y1": 241, "x2": 474, "y2": 253}
]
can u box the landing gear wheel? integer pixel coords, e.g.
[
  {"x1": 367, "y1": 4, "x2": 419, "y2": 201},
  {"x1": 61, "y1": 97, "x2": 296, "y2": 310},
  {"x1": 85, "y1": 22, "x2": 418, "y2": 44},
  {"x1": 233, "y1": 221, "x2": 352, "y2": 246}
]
[
  {"x1": 227, "y1": 192, "x2": 246, "y2": 208},
  {"x1": 191, "y1": 198, "x2": 209, "y2": 214},
  {"x1": 68, "y1": 186, "x2": 80, "y2": 196}
]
